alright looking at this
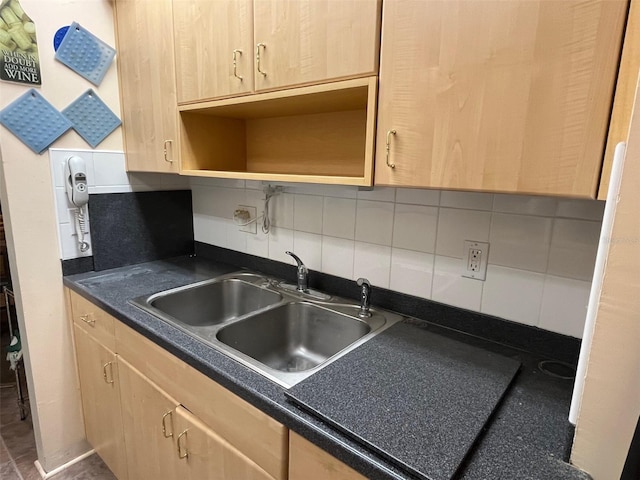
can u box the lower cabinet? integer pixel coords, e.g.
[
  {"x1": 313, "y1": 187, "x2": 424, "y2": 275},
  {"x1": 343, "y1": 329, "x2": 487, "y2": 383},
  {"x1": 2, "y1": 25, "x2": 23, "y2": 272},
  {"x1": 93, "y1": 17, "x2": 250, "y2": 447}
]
[
  {"x1": 118, "y1": 357, "x2": 273, "y2": 480},
  {"x1": 68, "y1": 288, "x2": 286, "y2": 480},
  {"x1": 289, "y1": 432, "x2": 366, "y2": 480},
  {"x1": 70, "y1": 289, "x2": 364, "y2": 480},
  {"x1": 118, "y1": 358, "x2": 180, "y2": 480},
  {"x1": 72, "y1": 324, "x2": 128, "y2": 480}
]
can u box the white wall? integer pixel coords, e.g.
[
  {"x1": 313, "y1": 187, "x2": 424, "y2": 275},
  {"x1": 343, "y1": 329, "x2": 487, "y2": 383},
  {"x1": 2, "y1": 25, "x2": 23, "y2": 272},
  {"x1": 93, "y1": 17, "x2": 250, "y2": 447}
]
[
  {"x1": 192, "y1": 179, "x2": 604, "y2": 338},
  {"x1": 0, "y1": 0, "x2": 122, "y2": 472}
]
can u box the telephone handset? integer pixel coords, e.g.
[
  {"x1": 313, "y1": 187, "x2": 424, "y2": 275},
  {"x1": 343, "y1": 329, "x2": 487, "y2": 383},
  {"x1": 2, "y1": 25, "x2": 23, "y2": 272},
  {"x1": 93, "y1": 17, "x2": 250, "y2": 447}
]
[
  {"x1": 65, "y1": 155, "x2": 88, "y2": 207},
  {"x1": 65, "y1": 156, "x2": 90, "y2": 252}
]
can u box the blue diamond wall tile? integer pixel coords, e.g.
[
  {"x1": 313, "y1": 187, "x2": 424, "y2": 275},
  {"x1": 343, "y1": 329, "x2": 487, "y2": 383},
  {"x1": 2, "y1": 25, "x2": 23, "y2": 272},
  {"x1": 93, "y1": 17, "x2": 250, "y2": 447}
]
[
  {"x1": 62, "y1": 89, "x2": 121, "y2": 148},
  {"x1": 54, "y1": 22, "x2": 116, "y2": 86},
  {"x1": 0, "y1": 89, "x2": 72, "y2": 154}
]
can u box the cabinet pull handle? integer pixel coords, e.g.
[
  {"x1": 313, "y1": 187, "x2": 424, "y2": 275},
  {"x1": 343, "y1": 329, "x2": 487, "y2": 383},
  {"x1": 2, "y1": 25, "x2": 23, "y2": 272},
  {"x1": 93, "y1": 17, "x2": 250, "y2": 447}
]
[
  {"x1": 385, "y1": 129, "x2": 397, "y2": 169},
  {"x1": 177, "y1": 430, "x2": 189, "y2": 459},
  {"x1": 161, "y1": 411, "x2": 173, "y2": 438},
  {"x1": 163, "y1": 140, "x2": 173, "y2": 163},
  {"x1": 256, "y1": 43, "x2": 267, "y2": 77},
  {"x1": 79, "y1": 314, "x2": 95, "y2": 326},
  {"x1": 232, "y1": 49, "x2": 243, "y2": 80},
  {"x1": 102, "y1": 362, "x2": 114, "y2": 385}
]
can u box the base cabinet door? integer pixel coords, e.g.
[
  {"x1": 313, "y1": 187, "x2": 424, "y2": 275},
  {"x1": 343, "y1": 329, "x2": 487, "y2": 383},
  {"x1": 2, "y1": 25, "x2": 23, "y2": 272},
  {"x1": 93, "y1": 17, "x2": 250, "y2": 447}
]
[
  {"x1": 118, "y1": 358, "x2": 180, "y2": 480},
  {"x1": 73, "y1": 324, "x2": 128, "y2": 480},
  {"x1": 289, "y1": 432, "x2": 366, "y2": 480},
  {"x1": 174, "y1": 406, "x2": 275, "y2": 480}
]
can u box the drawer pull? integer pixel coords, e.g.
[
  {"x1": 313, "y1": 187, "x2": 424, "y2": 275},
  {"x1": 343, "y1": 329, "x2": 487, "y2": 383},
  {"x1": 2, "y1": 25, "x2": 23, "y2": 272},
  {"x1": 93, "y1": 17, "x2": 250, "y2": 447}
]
[
  {"x1": 386, "y1": 129, "x2": 397, "y2": 169},
  {"x1": 161, "y1": 411, "x2": 173, "y2": 438},
  {"x1": 232, "y1": 49, "x2": 243, "y2": 80},
  {"x1": 256, "y1": 43, "x2": 267, "y2": 77},
  {"x1": 102, "y1": 362, "x2": 114, "y2": 384},
  {"x1": 177, "y1": 430, "x2": 189, "y2": 459},
  {"x1": 79, "y1": 314, "x2": 95, "y2": 326}
]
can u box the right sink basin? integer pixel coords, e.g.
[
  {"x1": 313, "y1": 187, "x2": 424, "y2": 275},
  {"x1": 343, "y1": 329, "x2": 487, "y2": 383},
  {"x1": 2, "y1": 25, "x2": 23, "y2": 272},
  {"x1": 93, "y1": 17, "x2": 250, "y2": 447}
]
[{"x1": 216, "y1": 302, "x2": 371, "y2": 373}]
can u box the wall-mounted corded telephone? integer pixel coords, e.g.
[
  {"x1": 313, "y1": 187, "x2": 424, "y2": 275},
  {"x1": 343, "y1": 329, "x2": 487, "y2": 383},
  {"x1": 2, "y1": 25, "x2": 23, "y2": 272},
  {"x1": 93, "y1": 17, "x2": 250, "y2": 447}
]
[{"x1": 64, "y1": 156, "x2": 90, "y2": 252}]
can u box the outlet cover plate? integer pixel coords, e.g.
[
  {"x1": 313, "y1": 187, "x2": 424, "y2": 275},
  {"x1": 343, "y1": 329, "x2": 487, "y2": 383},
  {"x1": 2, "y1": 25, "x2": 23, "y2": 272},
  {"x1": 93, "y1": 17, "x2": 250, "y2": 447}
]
[
  {"x1": 462, "y1": 240, "x2": 489, "y2": 281},
  {"x1": 235, "y1": 205, "x2": 257, "y2": 234}
]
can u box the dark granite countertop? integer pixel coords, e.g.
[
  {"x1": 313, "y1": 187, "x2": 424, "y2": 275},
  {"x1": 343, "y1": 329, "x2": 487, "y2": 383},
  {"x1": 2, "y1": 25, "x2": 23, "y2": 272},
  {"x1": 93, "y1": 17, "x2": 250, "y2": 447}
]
[{"x1": 63, "y1": 256, "x2": 591, "y2": 480}]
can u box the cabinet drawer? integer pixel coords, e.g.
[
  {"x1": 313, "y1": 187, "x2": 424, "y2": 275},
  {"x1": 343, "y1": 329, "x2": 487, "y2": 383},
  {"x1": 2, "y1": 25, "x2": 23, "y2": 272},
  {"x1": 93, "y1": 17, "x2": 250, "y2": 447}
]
[
  {"x1": 114, "y1": 320, "x2": 289, "y2": 480},
  {"x1": 68, "y1": 289, "x2": 116, "y2": 351}
]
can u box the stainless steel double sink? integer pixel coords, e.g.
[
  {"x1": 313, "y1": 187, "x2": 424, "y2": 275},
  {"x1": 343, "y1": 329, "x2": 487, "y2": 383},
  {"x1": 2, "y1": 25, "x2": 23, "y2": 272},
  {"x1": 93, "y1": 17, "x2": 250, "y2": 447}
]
[{"x1": 131, "y1": 272, "x2": 402, "y2": 388}]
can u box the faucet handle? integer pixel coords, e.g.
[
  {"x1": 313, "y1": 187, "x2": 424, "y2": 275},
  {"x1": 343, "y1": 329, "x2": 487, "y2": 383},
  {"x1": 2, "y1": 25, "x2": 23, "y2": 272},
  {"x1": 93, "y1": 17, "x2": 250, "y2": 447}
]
[{"x1": 357, "y1": 278, "x2": 371, "y2": 288}]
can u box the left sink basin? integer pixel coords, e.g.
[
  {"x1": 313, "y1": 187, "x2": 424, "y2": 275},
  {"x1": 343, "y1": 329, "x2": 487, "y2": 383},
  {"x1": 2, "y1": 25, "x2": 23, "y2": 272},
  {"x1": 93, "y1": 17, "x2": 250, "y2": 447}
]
[{"x1": 132, "y1": 274, "x2": 282, "y2": 328}]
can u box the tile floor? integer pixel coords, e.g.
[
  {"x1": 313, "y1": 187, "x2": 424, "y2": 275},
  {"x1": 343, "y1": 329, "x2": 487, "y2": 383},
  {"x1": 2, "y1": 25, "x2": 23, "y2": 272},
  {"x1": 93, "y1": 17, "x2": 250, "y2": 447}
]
[{"x1": 0, "y1": 383, "x2": 115, "y2": 480}]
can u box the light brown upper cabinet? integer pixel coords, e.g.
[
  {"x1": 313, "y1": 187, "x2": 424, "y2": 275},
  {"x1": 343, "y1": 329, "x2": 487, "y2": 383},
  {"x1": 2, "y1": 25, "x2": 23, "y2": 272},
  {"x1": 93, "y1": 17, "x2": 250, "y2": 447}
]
[
  {"x1": 598, "y1": 0, "x2": 640, "y2": 199},
  {"x1": 173, "y1": 0, "x2": 254, "y2": 103},
  {"x1": 253, "y1": 0, "x2": 381, "y2": 92},
  {"x1": 375, "y1": 0, "x2": 629, "y2": 198},
  {"x1": 114, "y1": 0, "x2": 179, "y2": 173}
]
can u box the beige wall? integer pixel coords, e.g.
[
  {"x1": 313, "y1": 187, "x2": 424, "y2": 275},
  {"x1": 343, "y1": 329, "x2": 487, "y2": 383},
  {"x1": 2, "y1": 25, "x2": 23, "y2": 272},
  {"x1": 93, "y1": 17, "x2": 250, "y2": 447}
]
[
  {"x1": 0, "y1": 0, "x2": 123, "y2": 472},
  {"x1": 571, "y1": 77, "x2": 640, "y2": 478}
]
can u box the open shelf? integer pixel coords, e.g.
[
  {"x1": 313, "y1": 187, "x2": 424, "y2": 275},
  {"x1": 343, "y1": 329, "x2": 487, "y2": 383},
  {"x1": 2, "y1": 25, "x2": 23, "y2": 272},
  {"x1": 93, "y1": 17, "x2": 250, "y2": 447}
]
[{"x1": 178, "y1": 77, "x2": 377, "y2": 185}]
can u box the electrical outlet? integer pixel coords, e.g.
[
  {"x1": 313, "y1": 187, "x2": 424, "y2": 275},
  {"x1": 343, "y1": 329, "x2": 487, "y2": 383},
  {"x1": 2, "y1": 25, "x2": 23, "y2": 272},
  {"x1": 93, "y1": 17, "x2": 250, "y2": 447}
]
[
  {"x1": 233, "y1": 205, "x2": 257, "y2": 234},
  {"x1": 462, "y1": 240, "x2": 489, "y2": 280}
]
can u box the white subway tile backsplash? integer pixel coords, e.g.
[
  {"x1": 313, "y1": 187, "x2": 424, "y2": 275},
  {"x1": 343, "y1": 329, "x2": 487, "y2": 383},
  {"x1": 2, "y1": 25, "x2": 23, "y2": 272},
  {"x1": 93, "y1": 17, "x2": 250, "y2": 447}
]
[
  {"x1": 93, "y1": 152, "x2": 129, "y2": 186},
  {"x1": 356, "y1": 187, "x2": 396, "y2": 202},
  {"x1": 293, "y1": 231, "x2": 322, "y2": 271},
  {"x1": 353, "y1": 242, "x2": 391, "y2": 288},
  {"x1": 293, "y1": 194, "x2": 323, "y2": 234},
  {"x1": 539, "y1": 276, "x2": 590, "y2": 338},
  {"x1": 245, "y1": 180, "x2": 263, "y2": 190},
  {"x1": 489, "y1": 213, "x2": 553, "y2": 272},
  {"x1": 192, "y1": 186, "x2": 244, "y2": 219},
  {"x1": 481, "y1": 265, "x2": 545, "y2": 326},
  {"x1": 59, "y1": 222, "x2": 93, "y2": 260},
  {"x1": 390, "y1": 248, "x2": 434, "y2": 299},
  {"x1": 395, "y1": 188, "x2": 440, "y2": 206},
  {"x1": 175, "y1": 177, "x2": 603, "y2": 339},
  {"x1": 284, "y1": 183, "x2": 358, "y2": 199},
  {"x1": 492, "y1": 194, "x2": 557, "y2": 216},
  {"x1": 392, "y1": 204, "x2": 438, "y2": 253},
  {"x1": 268, "y1": 228, "x2": 294, "y2": 263},
  {"x1": 556, "y1": 198, "x2": 605, "y2": 221},
  {"x1": 547, "y1": 219, "x2": 601, "y2": 281},
  {"x1": 323, "y1": 197, "x2": 356, "y2": 239},
  {"x1": 355, "y1": 200, "x2": 394, "y2": 246},
  {"x1": 193, "y1": 214, "x2": 226, "y2": 247},
  {"x1": 246, "y1": 228, "x2": 269, "y2": 257},
  {"x1": 88, "y1": 185, "x2": 133, "y2": 194},
  {"x1": 432, "y1": 255, "x2": 483, "y2": 311},
  {"x1": 440, "y1": 191, "x2": 494, "y2": 211},
  {"x1": 321, "y1": 236, "x2": 355, "y2": 279},
  {"x1": 226, "y1": 222, "x2": 248, "y2": 253},
  {"x1": 271, "y1": 193, "x2": 294, "y2": 229},
  {"x1": 436, "y1": 208, "x2": 491, "y2": 258}
]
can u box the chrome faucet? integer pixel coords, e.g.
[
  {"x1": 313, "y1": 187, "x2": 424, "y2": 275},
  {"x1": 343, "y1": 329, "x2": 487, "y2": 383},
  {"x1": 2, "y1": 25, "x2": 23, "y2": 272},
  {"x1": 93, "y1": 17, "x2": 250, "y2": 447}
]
[
  {"x1": 356, "y1": 278, "x2": 372, "y2": 318},
  {"x1": 285, "y1": 251, "x2": 308, "y2": 293}
]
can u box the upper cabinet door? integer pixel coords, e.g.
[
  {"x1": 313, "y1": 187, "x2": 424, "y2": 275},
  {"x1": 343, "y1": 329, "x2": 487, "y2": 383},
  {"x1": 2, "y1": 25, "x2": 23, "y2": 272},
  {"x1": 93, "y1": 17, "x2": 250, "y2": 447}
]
[
  {"x1": 173, "y1": 0, "x2": 254, "y2": 103},
  {"x1": 375, "y1": 0, "x2": 628, "y2": 197},
  {"x1": 253, "y1": 0, "x2": 381, "y2": 91},
  {"x1": 115, "y1": 0, "x2": 179, "y2": 173}
]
